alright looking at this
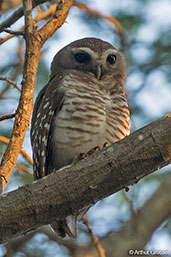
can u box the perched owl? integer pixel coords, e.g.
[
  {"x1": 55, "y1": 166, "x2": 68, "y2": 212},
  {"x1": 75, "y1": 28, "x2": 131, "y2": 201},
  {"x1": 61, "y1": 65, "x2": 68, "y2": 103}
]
[{"x1": 31, "y1": 37, "x2": 130, "y2": 238}]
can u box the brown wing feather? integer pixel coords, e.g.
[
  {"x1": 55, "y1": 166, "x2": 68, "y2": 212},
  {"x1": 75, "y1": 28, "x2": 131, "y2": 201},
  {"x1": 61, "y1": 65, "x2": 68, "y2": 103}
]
[{"x1": 31, "y1": 75, "x2": 65, "y2": 179}]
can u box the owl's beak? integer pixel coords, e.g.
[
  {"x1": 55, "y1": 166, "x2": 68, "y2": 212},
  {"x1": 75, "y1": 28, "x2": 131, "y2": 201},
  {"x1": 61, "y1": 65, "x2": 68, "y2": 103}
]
[{"x1": 95, "y1": 64, "x2": 102, "y2": 80}]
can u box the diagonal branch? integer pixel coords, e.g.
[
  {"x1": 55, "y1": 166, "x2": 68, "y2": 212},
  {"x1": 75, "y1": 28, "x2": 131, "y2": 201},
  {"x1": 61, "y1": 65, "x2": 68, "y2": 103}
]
[
  {"x1": 74, "y1": 2, "x2": 123, "y2": 34},
  {"x1": 0, "y1": 4, "x2": 57, "y2": 45},
  {"x1": 0, "y1": 76, "x2": 21, "y2": 92},
  {"x1": 37, "y1": 1, "x2": 72, "y2": 46},
  {"x1": 0, "y1": 114, "x2": 170, "y2": 243},
  {"x1": 3, "y1": 28, "x2": 24, "y2": 36},
  {"x1": 0, "y1": 113, "x2": 16, "y2": 122},
  {"x1": 73, "y1": 171, "x2": 171, "y2": 257},
  {"x1": 0, "y1": 0, "x2": 48, "y2": 33},
  {"x1": 0, "y1": 136, "x2": 33, "y2": 165},
  {"x1": 82, "y1": 215, "x2": 106, "y2": 257}
]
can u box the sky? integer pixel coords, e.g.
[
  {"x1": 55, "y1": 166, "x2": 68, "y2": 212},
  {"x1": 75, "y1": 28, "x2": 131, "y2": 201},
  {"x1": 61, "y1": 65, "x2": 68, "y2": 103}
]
[{"x1": 0, "y1": 0, "x2": 171, "y2": 255}]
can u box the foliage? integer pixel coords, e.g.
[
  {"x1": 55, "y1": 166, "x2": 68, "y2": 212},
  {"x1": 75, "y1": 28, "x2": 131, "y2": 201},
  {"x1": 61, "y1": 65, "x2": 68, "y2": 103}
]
[{"x1": 0, "y1": 0, "x2": 170, "y2": 256}]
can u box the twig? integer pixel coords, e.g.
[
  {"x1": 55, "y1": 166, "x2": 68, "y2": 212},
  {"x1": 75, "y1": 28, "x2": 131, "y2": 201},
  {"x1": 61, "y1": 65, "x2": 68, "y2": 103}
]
[
  {"x1": 0, "y1": 136, "x2": 33, "y2": 165},
  {"x1": 0, "y1": 77, "x2": 21, "y2": 92},
  {"x1": 5, "y1": 226, "x2": 76, "y2": 255},
  {"x1": 0, "y1": 0, "x2": 73, "y2": 191},
  {"x1": 3, "y1": 28, "x2": 24, "y2": 36},
  {"x1": 0, "y1": 0, "x2": 47, "y2": 33},
  {"x1": 0, "y1": 4, "x2": 57, "y2": 45},
  {"x1": 20, "y1": 150, "x2": 33, "y2": 166},
  {"x1": 0, "y1": 84, "x2": 10, "y2": 99},
  {"x1": 16, "y1": 163, "x2": 33, "y2": 175},
  {"x1": 0, "y1": 30, "x2": 24, "y2": 45},
  {"x1": 74, "y1": 1, "x2": 123, "y2": 34},
  {"x1": 0, "y1": 6, "x2": 23, "y2": 33},
  {"x1": 0, "y1": 113, "x2": 16, "y2": 122},
  {"x1": 82, "y1": 215, "x2": 106, "y2": 257},
  {"x1": 0, "y1": 62, "x2": 23, "y2": 100}
]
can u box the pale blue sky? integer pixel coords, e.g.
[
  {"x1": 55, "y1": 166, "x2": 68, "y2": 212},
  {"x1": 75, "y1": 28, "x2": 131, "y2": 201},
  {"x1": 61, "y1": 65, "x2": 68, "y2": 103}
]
[{"x1": 0, "y1": 0, "x2": 171, "y2": 255}]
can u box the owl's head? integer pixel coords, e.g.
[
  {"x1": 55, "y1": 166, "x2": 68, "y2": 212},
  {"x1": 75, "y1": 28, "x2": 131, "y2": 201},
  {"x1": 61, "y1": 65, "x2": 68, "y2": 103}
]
[{"x1": 50, "y1": 37, "x2": 126, "y2": 81}]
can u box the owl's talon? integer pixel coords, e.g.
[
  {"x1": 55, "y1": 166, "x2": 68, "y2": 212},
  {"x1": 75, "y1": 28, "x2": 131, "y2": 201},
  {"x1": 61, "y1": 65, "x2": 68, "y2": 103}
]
[
  {"x1": 103, "y1": 142, "x2": 109, "y2": 148},
  {"x1": 87, "y1": 146, "x2": 100, "y2": 155},
  {"x1": 94, "y1": 146, "x2": 100, "y2": 151},
  {"x1": 79, "y1": 153, "x2": 87, "y2": 160}
]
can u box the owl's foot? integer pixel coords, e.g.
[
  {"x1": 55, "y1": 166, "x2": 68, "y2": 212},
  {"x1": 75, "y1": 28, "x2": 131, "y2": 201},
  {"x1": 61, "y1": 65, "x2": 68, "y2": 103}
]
[
  {"x1": 87, "y1": 146, "x2": 100, "y2": 155},
  {"x1": 79, "y1": 153, "x2": 87, "y2": 160},
  {"x1": 78, "y1": 146, "x2": 100, "y2": 161},
  {"x1": 103, "y1": 142, "x2": 109, "y2": 148}
]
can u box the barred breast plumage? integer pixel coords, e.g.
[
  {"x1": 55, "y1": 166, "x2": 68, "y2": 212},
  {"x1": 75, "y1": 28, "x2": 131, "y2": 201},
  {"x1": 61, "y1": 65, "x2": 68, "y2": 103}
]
[
  {"x1": 31, "y1": 37, "x2": 130, "y2": 238},
  {"x1": 52, "y1": 70, "x2": 130, "y2": 170}
]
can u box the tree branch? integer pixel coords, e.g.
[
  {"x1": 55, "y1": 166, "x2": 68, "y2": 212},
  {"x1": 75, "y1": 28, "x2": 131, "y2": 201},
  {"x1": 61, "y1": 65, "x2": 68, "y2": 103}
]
[
  {"x1": 0, "y1": 4, "x2": 58, "y2": 45},
  {"x1": 0, "y1": 76, "x2": 21, "y2": 92},
  {"x1": 37, "y1": 0, "x2": 73, "y2": 46},
  {"x1": 73, "y1": 171, "x2": 171, "y2": 257},
  {"x1": 0, "y1": 113, "x2": 16, "y2": 122},
  {"x1": 0, "y1": 0, "x2": 73, "y2": 191},
  {"x1": 0, "y1": 0, "x2": 21, "y2": 15},
  {"x1": 0, "y1": 136, "x2": 33, "y2": 165},
  {"x1": 74, "y1": 2, "x2": 123, "y2": 34},
  {"x1": 0, "y1": 0, "x2": 35, "y2": 192},
  {"x1": 0, "y1": 114, "x2": 170, "y2": 244},
  {"x1": 0, "y1": 0, "x2": 48, "y2": 33},
  {"x1": 82, "y1": 215, "x2": 106, "y2": 257},
  {"x1": 3, "y1": 28, "x2": 24, "y2": 36}
]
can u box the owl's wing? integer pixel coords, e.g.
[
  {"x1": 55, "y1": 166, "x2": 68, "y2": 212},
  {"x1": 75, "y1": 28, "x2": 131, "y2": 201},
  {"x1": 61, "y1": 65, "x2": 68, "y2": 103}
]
[{"x1": 31, "y1": 75, "x2": 65, "y2": 179}]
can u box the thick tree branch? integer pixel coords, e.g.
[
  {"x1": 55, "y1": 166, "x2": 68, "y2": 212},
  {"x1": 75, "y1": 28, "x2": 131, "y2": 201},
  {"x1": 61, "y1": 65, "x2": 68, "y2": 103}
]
[
  {"x1": 0, "y1": 114, "x2": 170, "y2": 243},
  {"x1": 73, "y1": 171, "x2": 171, "y2": 257},
  {"x1": 0, "y1": 0, "x2": 73, "y2": 191},
  {"x1": 0, "y1": 0, "x2": 35, "y2": 192},
  {"x1": 37, "y1": 1, "x2": 73, "y2": 45}
]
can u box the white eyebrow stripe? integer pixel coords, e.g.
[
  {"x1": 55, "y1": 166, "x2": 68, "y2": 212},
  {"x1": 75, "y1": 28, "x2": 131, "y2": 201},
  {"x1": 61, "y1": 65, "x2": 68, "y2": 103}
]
[
  {"x1": 72, "y1": 47, "x2": 120, "y2": 60},
  {"x1": 101, "y1": 48, "x2": 119, "y2": 58},
  {"x1": 72, "y1": 47, "x2": 99, "y2": 59}
]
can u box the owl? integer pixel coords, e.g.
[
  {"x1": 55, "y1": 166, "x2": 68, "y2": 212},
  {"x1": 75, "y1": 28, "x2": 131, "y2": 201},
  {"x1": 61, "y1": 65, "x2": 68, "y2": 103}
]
[{"x1": 31, "y1": 37, "x2": 130, "y2": 238}]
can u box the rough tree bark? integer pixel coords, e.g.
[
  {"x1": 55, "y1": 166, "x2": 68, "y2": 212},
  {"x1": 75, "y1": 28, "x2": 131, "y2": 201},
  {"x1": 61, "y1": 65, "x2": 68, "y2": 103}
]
[
  {"x1": 73, "y1": 171, "x2": 171, "y2": 257},
  {"x1": 5, "y1": 171, "x2": 170, "y2": 257},
  {"x1": 0, "y1": 113, "x2": 170, "y2": 244},
  {"x1": 0, "y1": 0, "x2": 73, "y2": 191}
]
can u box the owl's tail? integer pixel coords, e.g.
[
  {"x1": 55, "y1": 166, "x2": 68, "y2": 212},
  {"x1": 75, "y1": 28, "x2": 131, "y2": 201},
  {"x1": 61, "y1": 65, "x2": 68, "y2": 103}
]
[{"x1": 51, "y1": 215, "x2": 77, "y2": 238}]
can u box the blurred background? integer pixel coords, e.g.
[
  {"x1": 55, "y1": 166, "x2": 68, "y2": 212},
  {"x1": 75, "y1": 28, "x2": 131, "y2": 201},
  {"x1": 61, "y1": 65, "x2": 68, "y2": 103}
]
[{"x1": 0, "y1": 0, "x2": 171, "y2": 256}]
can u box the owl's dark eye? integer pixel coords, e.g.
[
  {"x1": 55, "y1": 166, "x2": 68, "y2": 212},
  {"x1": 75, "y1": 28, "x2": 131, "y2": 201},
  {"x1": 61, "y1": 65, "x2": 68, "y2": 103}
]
[
  {"x1": 74, "y1": 52, "x2": 90, "y2": 63},
  {"x1": 107, "y1": 54, "x2": 117, "y2": 65}
]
